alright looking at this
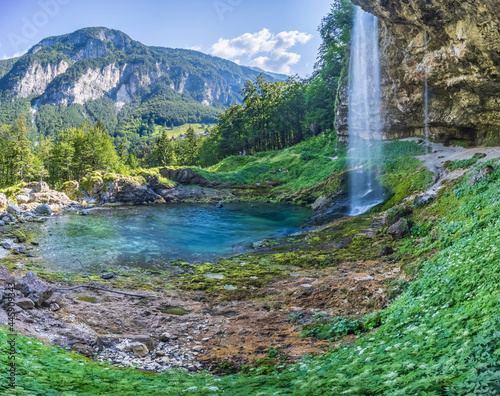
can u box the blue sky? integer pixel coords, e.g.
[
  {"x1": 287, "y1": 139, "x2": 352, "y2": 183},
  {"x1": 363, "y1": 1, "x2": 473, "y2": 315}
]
[{"x1": 0, "y1": 0, "x2": 333, "y2": 76}]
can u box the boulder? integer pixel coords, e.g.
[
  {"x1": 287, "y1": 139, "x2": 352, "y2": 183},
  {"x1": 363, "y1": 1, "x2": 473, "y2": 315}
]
[
  {"x1": 0, "y1": 193, "x2": 8, "y2": 209},
  {"x1": 387, "y1": 218, "x2": 410, "y2": 239},
  {"x1": 0, "y1": 264, "x2": 15, "y2": 286},
  {"x1": 6, "y1": 204, "x2": 22, "y2": 216},
  {"x1": 18, "y1": 271, "x2": 54, "y2": 307},
  {"x1": 160, "y1": 168, "x2": 215, "y2": 188},
  {"x1": 127, "y1": 342, "x2": 149, "y2": 357},
  {"x1": 16, "y1": 298, "x2": 35, "y2": 310},
  {"x1": 1, "y1": 242, "x2": 12, "y2": 250},
  {"x1": 33, "y1": 182, "x2": 50, "y2": 193},
  {"x1": 468, "y1": 165, "x2": 495, "y2": 186},
  {"x1": 16, "y1": 195, "x2": 30, "y2": 205},
  {"x1": 59, "y1": 181, "x2": 79, "y2": 200},
  {"x1": 100, "y1": 272, "x2": 114, "y2": 280},
  {"x1": 35, "y1": 203, "x2": 52, "y2": 215},
  {"x1": 0, "y1": 221, "x2": 4, "y2": 227},
  {"x1": 413, "y1": 194, "x2": 435, "y2": 208}
]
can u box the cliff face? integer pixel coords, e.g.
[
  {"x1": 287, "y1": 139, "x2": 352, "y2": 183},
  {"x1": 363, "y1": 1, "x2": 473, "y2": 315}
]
[{"x1": 337, "y1": 0, "x2": 500, "y2": 145}]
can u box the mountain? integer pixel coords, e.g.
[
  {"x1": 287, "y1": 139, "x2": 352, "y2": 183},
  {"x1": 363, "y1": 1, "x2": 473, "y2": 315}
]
[
  {"x1": 0, "y1": 27, "x2": 281, "y2": 144},
  {"x1": 247, "y1": 66, "x2": 289, "y2": 81}
]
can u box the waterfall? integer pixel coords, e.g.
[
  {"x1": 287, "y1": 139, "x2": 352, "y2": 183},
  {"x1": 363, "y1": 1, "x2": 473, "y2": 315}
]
[{"x1": 347, "y1": 6, "x2": 384, "y2": 216}]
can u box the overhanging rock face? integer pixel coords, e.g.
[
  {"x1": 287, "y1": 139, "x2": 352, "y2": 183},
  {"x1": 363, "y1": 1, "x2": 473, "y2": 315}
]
[{"x1": 336, "y1": 0, "x2": 500, "y2": 145}]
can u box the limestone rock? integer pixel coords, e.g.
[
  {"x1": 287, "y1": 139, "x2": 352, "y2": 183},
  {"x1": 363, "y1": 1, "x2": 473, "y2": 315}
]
[
  {"x1": 160, "y1": 168, "x2": 216, "y2": 188},
  {"x1": 33, "y1": 182, "x2": 50, "y2": 193},
  {"x1": 35, "y1": 203, "x2": 52, "y2": 215},
  {"x1": 0, "y1": 193, "x2": 8, "y2": 209},
  {"x1": 387, "y1": 218, "x2": 410, "y2": 239},
  {"x1": 337, "y1": 0, "x2": 500, "y2": 145},
  {"x1": 18, "y1": 271, "x2": 54, "y2": 307},
  {"x1": 16, "y1": 298, "x2": 35, "y2": 310},
  {"x1": 6, "y1": 204, "x2": 22, "y2": 216},
  {"x1": 126, "y1": 342, "x2": 149, "y2": 357}
]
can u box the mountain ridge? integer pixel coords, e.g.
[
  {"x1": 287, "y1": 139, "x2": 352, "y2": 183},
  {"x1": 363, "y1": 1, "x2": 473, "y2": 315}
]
[{"x1": 0, "y1": 27, "x2": 282, "y2": 143}]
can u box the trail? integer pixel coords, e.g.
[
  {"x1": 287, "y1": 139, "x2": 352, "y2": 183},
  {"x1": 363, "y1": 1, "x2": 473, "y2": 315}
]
[{"x1": 406, "y1": 138, "x2": 500, "y2": 196}]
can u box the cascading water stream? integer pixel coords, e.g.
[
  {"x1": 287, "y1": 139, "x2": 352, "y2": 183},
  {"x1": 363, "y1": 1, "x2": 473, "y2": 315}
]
[{"x1": 347, "y1": 6, "x2": 384, "y2": 216}]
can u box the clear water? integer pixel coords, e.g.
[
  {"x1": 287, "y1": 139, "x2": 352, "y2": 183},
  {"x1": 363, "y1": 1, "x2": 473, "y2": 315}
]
[
  {"x1": 38, "y1": 203, "x2": 311, "y2": 272},
  {"x1": 347, "y1": 6, "x2": 384, "y2": 216}
]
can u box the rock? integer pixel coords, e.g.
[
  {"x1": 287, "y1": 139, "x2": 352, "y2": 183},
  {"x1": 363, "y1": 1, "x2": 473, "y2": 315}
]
[
  {"x1": 15, "y1": 298, "x2": 35, "y2": 310},
  {"x1": 6, "y1": 204, "x2": 22, "y2": 216},
  {"x1": 127, "y1": 342, "x2": 149, "y2": 357},
  {"x1": 0, "y1": 221, "x2": 4, "y2": 227},
  {"x1": 468, "y1": 165, "x2": 495, "y2": 186},
  {"x1": 336, "y1": 0, "x2": 500, "y2": 145},
  {"x1": 0, "y1": 264, "x2": 15, "y2": 286},
  {"x1": 387, "y1": 218, "x2": 410, "y2": 239},
  {"x1": 155, "y1": 350, "x2": 165, "y2": 356},
  {"x1": 0, "y1": 193, "x2": 8, "y2": 209},
  {"x1": 50, "y1": 303, "x2": 60, "y2": 311},
  {"x1": 72, "y1": 342, "x2": 95, "y2": 357},
  {"x1": 35, "y1": 203, "x2": 52, "y2": 215},
  {"x1": 12, "y1": 248, "x2": 19, "y2": 255},
  {"x1": 33, "y1": 181, "x2": 50, "y2": 193},
  {"x1": 216, "y1": 201, "x2": 224, "y2": 209},
  {"x1": 18, "y1": 271, "x2": 54, "y2": 307},
  {"x1": 18, "y1": 246, "x2": 27, "y2": 255},
  {"x1": 81, "y1": 210, "x2": 88, "y2": 216},
  {"x1": 380, "y1": 246, "x2": 395, "y2": 257},
  {"x1": 413, "y1": 194, "x2": 435, "y2": 208},
  {"x1": 160, "y1": 168, "x2": 216, "y2": 188},
  {"x1": 31, "y1": 242, "x2": 39, "y2": 246},
  {"x1": 100, "y1": 272, "x2": 114, "y2": 280},
  {"x1": 59, "y1": 181, "x2": 79, "y2": 200},
  {"x1": 16, "y1": 195, "x2": 30, "y2": 205},
  {"x1": 159, "y1": 332, "x2": 175, "y2": 342},
  {"x1": 2, "y1": 242, "x2": 12, "y2": 250}
]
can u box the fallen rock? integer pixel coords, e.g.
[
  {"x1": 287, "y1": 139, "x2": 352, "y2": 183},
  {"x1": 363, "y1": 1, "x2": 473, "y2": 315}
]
[
  {"x1": 6, "y1": 204, "x2": 22, "y2": 216},
  {"x1": 127, "y1": 342, "x2": 149, "y2": 357},
  {"x1": 380, "y1": 246, "x2": 395, "y2": 256},
  {"x1": 35, "y1": 204, "x2": 51, "y2": 215},
  {"x1": 1, "y1": 242, "x2": 11, "y2": 250},
  {"x1": 16, "y1": 195, "x2": 30, "y2": 205},
  {"x1": 71, "y1": 342, "x2": 95, "y2": 357},
  {"x1": 387, "y1": 218, "x2": 409, "y2": 239},
  {"x1": 18, "y1": 271, "x2": 54, "y2": 307},
  {"x1": 33, "y1": 181, "x2": 50, "y2": 193},
  {"x1": 16, "y1": 298, "x2": 35, "y2": 310},
  {"x1": 413, "y1": 194, "x2": 435, "y2": 208},
  {"x1": 100, "y1": 272, "x2": 114, "y2": 280},
  {"x1": 50, "y1": 303, "x2": 60, "y2": 311},
  {"x1": 0, "y1": 193, "x2": 8, "y2": 209}
]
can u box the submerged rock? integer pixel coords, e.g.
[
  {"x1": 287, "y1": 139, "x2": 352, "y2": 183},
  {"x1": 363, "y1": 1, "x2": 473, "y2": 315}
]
[{"x1": 100, "y1": 272, "x2": 114, "y2": 280}]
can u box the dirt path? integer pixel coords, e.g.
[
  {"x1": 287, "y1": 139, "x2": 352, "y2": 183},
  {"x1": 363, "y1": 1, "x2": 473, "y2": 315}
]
[{"x1": 406, "y1": 138, "x2": 500, "y2": 195}]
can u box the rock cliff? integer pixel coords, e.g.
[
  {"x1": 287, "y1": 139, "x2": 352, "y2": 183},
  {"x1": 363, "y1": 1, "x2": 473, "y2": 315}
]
[{"x1": 337, "y1": 0, "x2": 500, "y2": 145}]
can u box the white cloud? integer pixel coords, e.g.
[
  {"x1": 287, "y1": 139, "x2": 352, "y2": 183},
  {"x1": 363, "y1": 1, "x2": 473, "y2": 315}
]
[
  {"x1": 187, "y1": 45, "x2": 203, "y2": 52},
  {"x1": 210, "y1": 28, "x2": 312, "y2": 74},
  {"x1": 2, "y1": 49, "x2": 28, "y2": 59}
]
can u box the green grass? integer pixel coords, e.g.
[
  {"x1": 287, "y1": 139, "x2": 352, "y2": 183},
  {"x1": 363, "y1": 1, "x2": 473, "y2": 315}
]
[
  {"x1": 151, "y1": 123, "x2": 214, "y2": 139},
  {"x1": 443, "y1": 152, "x2": 487, "y2": 171}
]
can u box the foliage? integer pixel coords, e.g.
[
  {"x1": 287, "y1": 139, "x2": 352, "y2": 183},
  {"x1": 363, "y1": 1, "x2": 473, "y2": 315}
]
[
  {"x1": 443, "y1": 152, "x2": 487, "y2": 171},
  {"x1": 302, "y1": 316, "x2": 363, "y2": 340}
]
